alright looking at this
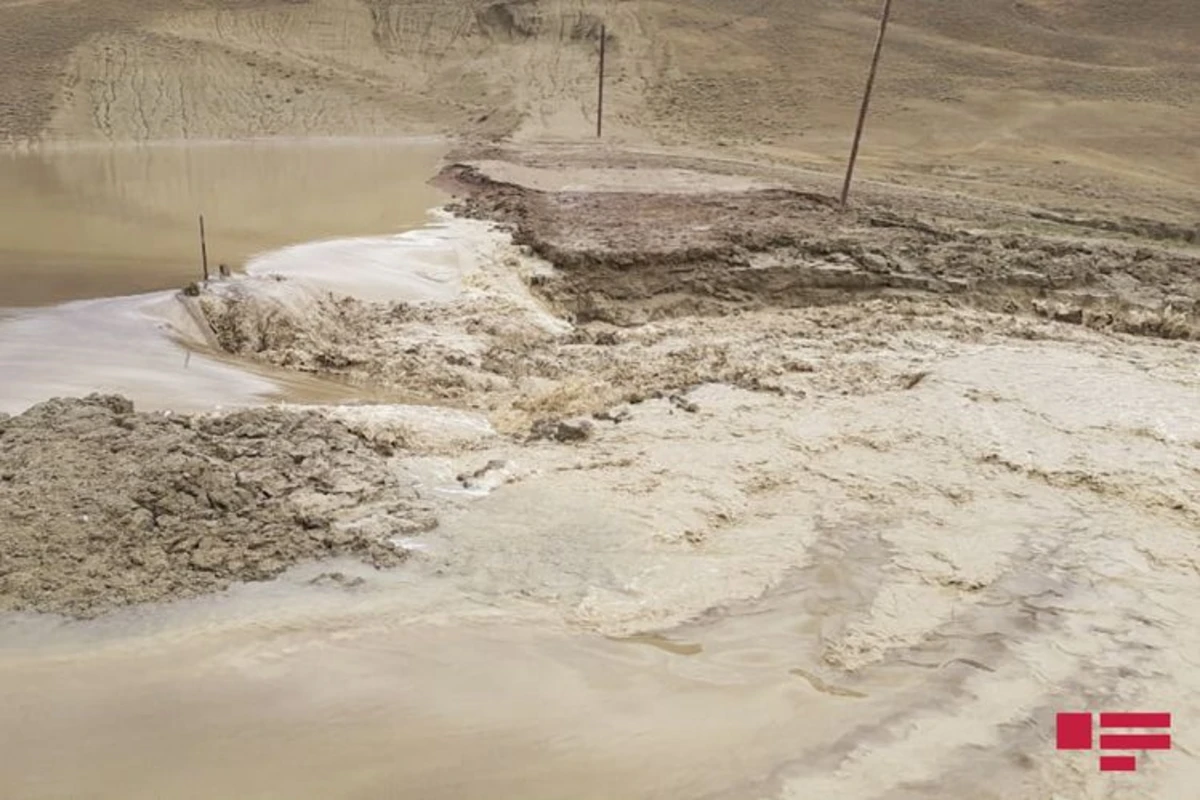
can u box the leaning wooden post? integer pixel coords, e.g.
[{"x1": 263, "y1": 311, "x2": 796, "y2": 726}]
[
  {"x1": 198, "y1": 214, "x2": 209, "y2": 281},
  {"x1": 597, "y1": 23, "x2": 606, "y2": 139},
  {"x1": 840, "y1": 0, "x2": 894, "y2": 210}
]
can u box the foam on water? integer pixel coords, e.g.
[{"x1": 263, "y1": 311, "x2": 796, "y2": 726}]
[
  {"x1": 243, "y1": 211, "x2": 504, "y2": 303},
  {"x1": 0, "y1": 291, "x2": 276, "y2": 414}
]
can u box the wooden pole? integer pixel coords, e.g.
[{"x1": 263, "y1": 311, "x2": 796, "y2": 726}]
[
  {"x1": 199, "y1": 214, "x2": 209, "y2": 281},
  {"x1": 597, "y1": 23, "x2": 606, "y2": 139},
  {"x1": 840, "y1": 0, "x2": 894, "y2": 210}
]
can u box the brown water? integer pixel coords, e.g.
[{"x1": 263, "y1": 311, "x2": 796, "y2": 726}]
[
  {"x1": 0, "y1": 138, "x2": 450, "y2": 413},
  {"x1": 0, "y1": 138, "x2": 447, "y2": 307},
  {"x1": 0, "y1": 564, "x2": 931, "y2": 800},
  {"x1": 0, "y1": 525, "x2": 1131, "y2": 800}
]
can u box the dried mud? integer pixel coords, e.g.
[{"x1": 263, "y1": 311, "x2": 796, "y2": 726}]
[{"x1": 0, "y1": 394, "x2": 434, "y2": 617}]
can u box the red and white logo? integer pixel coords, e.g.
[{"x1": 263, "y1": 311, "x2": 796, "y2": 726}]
[{"x1": 1056, "y1": 712, "x2": 1172, "y2": 772}]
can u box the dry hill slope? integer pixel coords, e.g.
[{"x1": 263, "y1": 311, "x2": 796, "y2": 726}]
[{"x1": 0, "y1": 0, "x2": 1197, "y2": 207}]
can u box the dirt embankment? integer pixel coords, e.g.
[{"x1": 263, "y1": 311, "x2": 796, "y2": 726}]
[
  {"x1": 0, "y1": 394, "x2": 436, "y2": 617},
  {"x1": 437, "y1": 162, "x2": 1200, "y2": 337}
]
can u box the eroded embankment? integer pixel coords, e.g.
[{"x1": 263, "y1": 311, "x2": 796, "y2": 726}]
[
  {"x1": 178, "y1": 160, "x2": 1200, "y2": 440},
  {"x1": 436, "y1": 163, "x2": 1200, "y2": 337},
  {"x1": 194, "y1": 266, "x2": 1049, "y2": 440}
]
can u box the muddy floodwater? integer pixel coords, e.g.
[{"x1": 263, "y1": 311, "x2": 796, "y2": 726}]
[
  {"x1": 2, "y1": 146, "x2": 1199, "y2": 800},
  {"x1": 0, "y1": 139, "x2": 451, "y2": 412},
  {"x1": 0, "y1": 138, "x2": 447, "y2": 307},
  {"x1": 0, "y1": 573, "x2": 880, "y2": 800}
]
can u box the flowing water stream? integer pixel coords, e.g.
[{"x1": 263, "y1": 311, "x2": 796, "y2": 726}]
[{"x1": 0, "y1": 139, "x2": 913, "y2": 799}]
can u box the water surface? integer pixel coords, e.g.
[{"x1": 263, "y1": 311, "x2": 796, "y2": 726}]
[
  {"x1": 0, "y1": 138, "x2": 450, "y2": 412},
  {"x1": 0, "y1": 138, "x2": 447, "y2": 307}
]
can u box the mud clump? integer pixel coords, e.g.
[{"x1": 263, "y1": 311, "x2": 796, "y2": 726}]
[
  {"x1": 529, "y1": 417, "x2": 595, "y2": 443},
  {"x1": 195, "y1": 280, "x2": 372, "y2": 367},
  {"x1": 0, "y1": 395, "x2": 427, "y2": 617}
]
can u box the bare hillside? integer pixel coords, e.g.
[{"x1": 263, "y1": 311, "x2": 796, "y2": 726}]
[{"x1": 1, "y1": 0, "x2": 1197, "y2": 208}]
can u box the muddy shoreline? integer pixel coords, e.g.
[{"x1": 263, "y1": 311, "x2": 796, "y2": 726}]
[{"x1": 0, "y1": 395, "x2": 435, "y2": 616}]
